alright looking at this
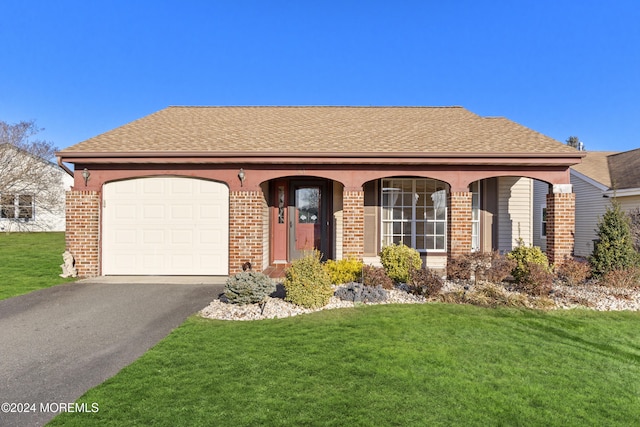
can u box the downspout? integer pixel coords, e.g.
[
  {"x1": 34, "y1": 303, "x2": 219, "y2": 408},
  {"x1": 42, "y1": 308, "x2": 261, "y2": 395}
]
[{"x1": 57, "y1": 156, "x2": 74, "y2": 177}]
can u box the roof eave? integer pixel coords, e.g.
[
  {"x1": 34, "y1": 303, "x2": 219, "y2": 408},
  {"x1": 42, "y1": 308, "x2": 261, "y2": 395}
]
[{"x1": 57, "y1": 150, "x2": 585, "y2": 167}]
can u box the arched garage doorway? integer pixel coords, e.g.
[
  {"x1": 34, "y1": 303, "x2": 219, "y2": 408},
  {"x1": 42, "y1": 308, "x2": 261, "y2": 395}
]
[{"x1": 102, "y1": 176, "x2": 229, "y2": 275}]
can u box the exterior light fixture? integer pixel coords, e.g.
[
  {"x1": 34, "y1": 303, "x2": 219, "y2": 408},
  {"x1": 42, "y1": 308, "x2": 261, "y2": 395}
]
[
  {"x1": 82, "y1": 168, "x2": 90, "y2": 187},
  {"x1": 238, "y1": 168, "x2": 245, "y2": 187}
]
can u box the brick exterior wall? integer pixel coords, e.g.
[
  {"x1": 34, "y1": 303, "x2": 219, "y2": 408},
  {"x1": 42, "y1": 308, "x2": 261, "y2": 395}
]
[
  {"x1": 546, "y1": 192, "x2": 575, "y2": 264},
  {"x1": 342, "y1": 189, "x2": 364, "y2": 259},
  {"x1": 229, "y1": 190, "x2": 265, "y2": 275},
  {"x1": 447, "y1": 191, "x2": 473, "y2": 260},
  {"x1": 66, "y1": 190, "x2": 101, "y2": 278}
]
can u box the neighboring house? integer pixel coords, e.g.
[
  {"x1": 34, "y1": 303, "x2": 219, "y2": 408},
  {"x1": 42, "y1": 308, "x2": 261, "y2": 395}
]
[
  {"x1": 534, "y1": 149, "x2": 640, "y2": 258},
  {"x1": 0, "y1": 143, "x2": 73, "y2": 232},
  {"x1": 56, "y1": 106, "x2": 583, "y2": 278}
]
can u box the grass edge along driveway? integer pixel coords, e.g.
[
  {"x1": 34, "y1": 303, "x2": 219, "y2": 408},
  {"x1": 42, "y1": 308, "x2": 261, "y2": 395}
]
[
  {"x1": 50, "y1": 303, "x2": 640, "y2": 426},
  {"x1": 0, "y1": 232, "x2": 73, "y2": 300}
]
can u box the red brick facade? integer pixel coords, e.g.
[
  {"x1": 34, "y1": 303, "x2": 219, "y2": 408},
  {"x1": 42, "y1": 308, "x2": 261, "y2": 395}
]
[
  {"x1": 228, "y1": 190, "x2": 265, "y2": 275},
  {"x1": 64, "y1": 181, "x2": 576, "y2": 278},
  {"x1": 342, "y1": 189, "x2": 365, "y2": 259},
  {"x1": 65, "y1": 190, "x2": 100, "y2": 277},
  {"x1": 447, "y1": 191, "x2": 473, "y2": 260},
  {"x1": 546, "y1": 192, "x2": 575, "y2": 264}
]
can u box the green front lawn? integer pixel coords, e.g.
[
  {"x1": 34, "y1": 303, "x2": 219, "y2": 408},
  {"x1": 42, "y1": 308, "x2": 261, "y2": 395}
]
[
  {"x1": 0, "y1": 232, "x2": 73, "y2": 300},
  {"x1": 50, "y1": 304, "x2": 640, "y2": 426}
]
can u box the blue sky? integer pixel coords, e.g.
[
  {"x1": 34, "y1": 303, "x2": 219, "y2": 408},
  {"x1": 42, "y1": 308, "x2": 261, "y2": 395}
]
[{"x1": 2, "y1": 0, "x2": 639, "y2": 152}]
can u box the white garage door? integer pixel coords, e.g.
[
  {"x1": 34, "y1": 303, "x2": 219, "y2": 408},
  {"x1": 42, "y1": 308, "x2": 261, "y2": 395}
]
[{"x1": 102, "y1": 177, "x2": 229, "y2": 275}]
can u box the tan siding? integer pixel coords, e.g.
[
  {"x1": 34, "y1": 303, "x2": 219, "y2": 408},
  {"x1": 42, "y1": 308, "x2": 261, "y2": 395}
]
[
  {"x1": 616, "y1": 195, "x2": 640, "y2": 212},
  {"x1": 363, "y1": 181, "x2": 379, "y2": 257},
  {"x1": 333, "y1": 183, "x2": 344, "y2": 260},
  {"x1": 532, "y1": 180, "x2": 548, "y2": 251},
  {"x1": 498, "y1": 177, "x2": 533, "y2": 252},
  {"x1": 572, "y1": 174, "x2": 609, "y2": 257}
]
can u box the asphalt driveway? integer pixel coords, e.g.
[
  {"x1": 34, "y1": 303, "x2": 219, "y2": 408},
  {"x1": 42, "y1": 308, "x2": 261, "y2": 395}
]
[{"x1": 0, "y1": 277, "x2": 225, "y2": 427}]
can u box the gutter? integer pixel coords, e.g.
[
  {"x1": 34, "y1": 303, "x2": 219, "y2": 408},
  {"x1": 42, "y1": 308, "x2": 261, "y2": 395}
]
[
  {"x1": 56, "y1": 156, "x2": 74, "y2": 177},
  {"x1": 603, "y1": 187, "x2": 640, "y2": 198},
  {"x1": 55, "y1": 150, "x2": 587, "y2": 160}
]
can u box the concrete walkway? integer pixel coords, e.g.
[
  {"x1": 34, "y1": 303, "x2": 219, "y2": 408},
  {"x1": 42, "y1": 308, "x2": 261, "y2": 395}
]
[{"x1": 0, "y1": 277, "x2": 226, "y2": 427}]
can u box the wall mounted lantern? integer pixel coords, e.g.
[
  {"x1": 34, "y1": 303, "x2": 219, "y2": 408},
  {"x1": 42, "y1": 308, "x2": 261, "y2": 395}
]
[
  {"x1": 82, "y1": 168, "x2": 90, "y2": 187},
  {"x1": 238, "y1": 168, "x2": 246, "y2": 187}
]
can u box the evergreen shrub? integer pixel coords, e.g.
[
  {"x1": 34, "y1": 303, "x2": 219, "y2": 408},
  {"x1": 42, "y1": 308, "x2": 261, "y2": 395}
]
[
  {"x1": 224, "y1": 271, "x2": 276, "y2": 305},
  {"x1": 324, "y1": 258, "x2": 363, "y2": 284},
  {"x1": 589, "y1": 202, "x2": 639, "y2": 277},
  {"x1": 379, "y1": 243, "x2": 422, "y2": 283},
  {"x1": 506, "y1": 240, "x2": 550, "y2": 284},
  {"x1": 283, "y1": 251, "x2": 333, "y2": 308}
]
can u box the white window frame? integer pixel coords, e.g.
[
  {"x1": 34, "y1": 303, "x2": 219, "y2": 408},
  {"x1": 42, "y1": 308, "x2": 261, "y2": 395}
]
[
  {"x1": 0, "y1": 194, "x2": 35, "y2": 221},
  {"x1": 381, "y1": 178, "x2": 447, "y2": 253},
  {"x1": 540, "y1": 204, "x2": 547, "y2": 239}
]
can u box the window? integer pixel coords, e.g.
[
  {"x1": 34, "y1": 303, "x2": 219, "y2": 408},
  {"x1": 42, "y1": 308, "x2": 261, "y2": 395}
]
[
  {"x1": 381, "y1": 178, "x2": 447, "y2": 252},
  {"x1": 0, "y1": 194, "x2": 34, "y2": 220},
  {"x1": 471, "y1": 181, "x2": 481, "y2": 252},
  {"x1": 541, "y1": 205, "x2": 547, "y2": 238}
]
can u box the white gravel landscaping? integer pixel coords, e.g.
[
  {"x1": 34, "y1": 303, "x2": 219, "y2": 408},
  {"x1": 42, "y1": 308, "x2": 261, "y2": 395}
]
[{"x1": 199, "y1": 281, "x2": 640, "y2": 321}]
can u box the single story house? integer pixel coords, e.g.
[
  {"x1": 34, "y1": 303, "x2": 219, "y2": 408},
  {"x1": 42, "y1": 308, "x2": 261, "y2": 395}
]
[
  {"x1": 534, "y1": 149, "x2": 640, "y2": 258},
  {"x1": 56, "y1": 106, "x2": 583, "y2": 278},
  {"x1": 1, "y1": 143, "x2": 73, "y2": 232}
]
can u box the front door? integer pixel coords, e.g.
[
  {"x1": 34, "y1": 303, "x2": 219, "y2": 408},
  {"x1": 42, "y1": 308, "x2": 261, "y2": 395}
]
[{"x1": 289, "y1": 181, "x2": 327, "y2": 260}]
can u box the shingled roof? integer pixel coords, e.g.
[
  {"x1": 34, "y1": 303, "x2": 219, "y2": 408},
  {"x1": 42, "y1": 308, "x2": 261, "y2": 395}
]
[
  {"x1": 608, "y1": 148, "x2": 640, "y2": 190},
  {"x1": 571, "y1": 151, "x2": 617, "y2": 188},
  {"x1": 59, "y1": 106, "x2": 579, "y2": 156}
]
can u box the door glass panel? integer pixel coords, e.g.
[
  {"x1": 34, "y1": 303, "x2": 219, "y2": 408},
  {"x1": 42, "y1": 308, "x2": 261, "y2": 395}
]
[{"x1": 296, "y1": 188, "x2": 320, "y2": 224}]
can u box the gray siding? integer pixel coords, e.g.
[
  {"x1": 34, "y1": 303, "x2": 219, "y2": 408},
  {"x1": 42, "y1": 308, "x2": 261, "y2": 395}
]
[{"x1": 572, "y1": 174, "x2": 609, "y2": 258}]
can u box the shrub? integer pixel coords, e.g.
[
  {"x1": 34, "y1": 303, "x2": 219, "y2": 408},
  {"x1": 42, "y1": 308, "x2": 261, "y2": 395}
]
[
  {"x1": 447, "y1": 253, "x2": 493, "y2": 283},
  {"x1": 556, "y1": 257, "x2": 591, "y2": 286},
  {"x1": 447, "y1": 256, "x2": 471, "y2": 281},
  {"x1": 601, "y1": 267, "x2": 640, "y2": 288},
  {"x1": 379, "y1": 243, "x2": 422, "y2": 283},
  {"x1": 335, "y1": 283, "x2": 388, "y2": 303},
  {"x1": 627, "y1": 207, "x2": 640, "y2": 252},
  {"x1": 324, "y1": 258, "x2": 363, "y2": 284},
  {"x1": 224, "y1": 271, "x2": 276, "y2": 305},
  {"x1": 407, "y1": 267, "x2": 443, "y2": 297},
  {"x1": 506, "y1": 240, "x2": 550, "y2": 284},
  {"x1": 486, "y1": 252, "x2": 516, "y2": 284},
  {"x1": 283, "y1": 251, "x2": 334, "y2": 308},
  {"x1": 589, "y1": 201, "x2": 639, "y2": 277},
  {"x1": 362, "y1": 265, "x2": 394, "y2": 290},
  {"x1": 513, "y1": 262, "x2": 553, "y2": 296}
]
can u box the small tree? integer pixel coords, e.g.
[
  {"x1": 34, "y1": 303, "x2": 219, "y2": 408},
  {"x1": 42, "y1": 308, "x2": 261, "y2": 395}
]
[
  {"x1": 589, "y1": 201, "x2": 639, "y2": 277},
  {"x1": 0, "y1": 120, "x2": 62, "y2": 231}
]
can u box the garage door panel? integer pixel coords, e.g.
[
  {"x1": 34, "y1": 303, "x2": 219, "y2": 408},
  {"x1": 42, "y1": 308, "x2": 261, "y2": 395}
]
[
  {"x1": 171, "y1": 205, "x2": 193, "y2": 219},
  {"x1": 143, "y1": 205, "x2": 165, "y2": 220},
  {"x1": 103, "y1": 177, "x2": 229, "y2": 275},
  {"x1": 142, "y1": 229, "x2": 164, "y2": 244}
]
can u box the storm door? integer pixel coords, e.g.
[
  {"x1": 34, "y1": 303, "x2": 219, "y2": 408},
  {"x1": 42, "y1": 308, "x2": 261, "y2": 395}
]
[{"x1": 289, "y1": 181, "x2": 328, "y2": 260}]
